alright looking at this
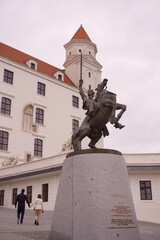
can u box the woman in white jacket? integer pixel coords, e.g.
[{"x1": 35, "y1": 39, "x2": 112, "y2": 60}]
[{"x1": 31, "y1": 194, "x2": 44, "y2": 225}]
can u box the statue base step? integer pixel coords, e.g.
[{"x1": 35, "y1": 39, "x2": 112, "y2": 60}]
[{"x1": 48, "y1": 149, "x2": 140, "y2": 240}]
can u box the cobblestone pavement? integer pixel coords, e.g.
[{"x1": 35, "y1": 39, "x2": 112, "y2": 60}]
[{"x1": 0, "y1": 207, "x2": 160, "y2": 240}]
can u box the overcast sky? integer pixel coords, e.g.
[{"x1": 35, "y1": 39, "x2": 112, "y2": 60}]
[{"x1": 1, "y1": 0, "x2": 160, "y2": 154}]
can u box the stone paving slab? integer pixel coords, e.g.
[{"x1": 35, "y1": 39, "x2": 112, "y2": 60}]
[
  {"x1": 0, "y1": 207, "x2": 52, "y2": 240},
  {"x1": 0, "y1": 207, "x2": 160, "y2": 240}
]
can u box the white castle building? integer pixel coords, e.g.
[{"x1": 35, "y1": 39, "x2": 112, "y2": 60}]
[{"x1": 0, "y1": 26, "x2": 160, "y2": 224}]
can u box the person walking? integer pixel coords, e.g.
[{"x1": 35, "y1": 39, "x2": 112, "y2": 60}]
[
  {"x1": 15, "y1": 189, "x2": 30, "y2": 224},
  {"x1": 31, "y1": 194, "x2": 44, "y2": 225}
]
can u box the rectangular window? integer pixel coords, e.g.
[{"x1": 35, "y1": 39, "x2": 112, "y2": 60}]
[
  {"x1": 42, "y1": 183, "x2": 48, "y2": 202},
  {"x1": 3, "y1": 69, "x2": 14, "y2": 84},
  {"x1": 0, "y1": 190, "x2": 5, "y2": 206},
  {"x1": 34, "y1": 138, "x2": 43, "y2": 157},
  {"x1": 139, "y1": 180, "x2": 152, "y2": 200},
  {"x1": 31, "y1": 63, "x2": 35, "y2": 69},
  {"x1": 35, "y1": 108, "x2": 44, "y2": 124},
  {"x1": 37, "y1": 82, "x2": 45, "y2": 96},
  {"x1": 72, "y1": 119, "x2": 79, "y2": 133},
  {"x1": 0, "y1": 131, "x2": 9, "y2": 151},
  {"x1": 1, "y1": 97, "x2": 11, "y2": 115},
  {"x1": 27, "y1": 186, "x2": 32, "y2": 203},
  {"x1": 72, "y1": 96, "x2": 79, "y2": 108},
  {"x1": 58, "y1": 74, "x2": 62, "y2": 81},
  {"x1": 12, "y1": 188, "x2": 17, "y2": 205}
]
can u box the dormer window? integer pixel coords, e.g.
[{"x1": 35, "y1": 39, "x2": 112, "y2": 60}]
[
  {"x1": 58, "y1": 74, "x2": 62, "y2": 81},
  {"x1": 54, "y1": 71, "x2": 64, "y2": 82},
  {"x1": 26, "y1": 60, "x2": 38, "y2": 70},
  {"x1": 31, "y1": 63, "x2": 36, "y2": 69}
]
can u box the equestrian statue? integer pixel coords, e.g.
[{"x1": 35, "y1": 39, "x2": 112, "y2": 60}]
[{"x1": 72, "y1": 78, "x2": 126, "y2": 151}]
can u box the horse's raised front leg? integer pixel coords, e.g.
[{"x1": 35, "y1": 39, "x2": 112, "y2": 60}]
[
  {"x1": 111, "y1": 103, "x2": 126, "y2": 129},
  {"x1": 115, "y1": 103, "x2": 127, "y2": 122}
]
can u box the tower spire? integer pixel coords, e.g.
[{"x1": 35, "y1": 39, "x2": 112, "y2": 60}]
[{"x1": 71, "y1": 25, "x2": 92, "y2": 42}]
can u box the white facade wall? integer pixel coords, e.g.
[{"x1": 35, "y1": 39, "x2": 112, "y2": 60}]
[
  {"x1": 1, "y1": 171, "x2": 60, "y2": 211},
  {"x1": 64, "y1": 41, "x2": 102, "y2": 90},
  {"x1": 64, "y1": 42, "x2": 96, "y2": 61},
  {"x1": 124, "y1": 153, "x2": 160, "y2": 223},
  {"x1": 0, "y1": 153, "x2": 66, "y2": 210},
  {"x1": 63, "y1": 62, "x2": 80, "y2": 87},
  {"x1": 64, "y1": 58, "x2": 101, "y2": 91},
  {"x1": 0, "y1": 56, "x2": 96, "y2": 165},
  {"x1": 124, "y1": 153, "x2": 160, "y2": 164},
  {"x1": 82, "y1": 59, "x2": 102, "y2": 91},
  {"x1": 128, "y1": 172, "x2": 160, "y2": 223}
]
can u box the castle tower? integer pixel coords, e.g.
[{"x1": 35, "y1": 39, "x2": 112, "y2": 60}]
[{"x1": 63, "y1": 25, "x2": 102, "y2": 91}]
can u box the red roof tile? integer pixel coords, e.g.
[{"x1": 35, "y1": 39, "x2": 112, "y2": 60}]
[
  {"x1": 71, "y1": 25, "x2": 92, "y2": 42},
  {"x1": 0, "y1": 42, "x2": 75, "y2": 87}
]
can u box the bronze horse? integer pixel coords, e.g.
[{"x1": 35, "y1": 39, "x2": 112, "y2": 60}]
[{"x1": 72, "y1": 88, "x2": 126, "y2": 151}]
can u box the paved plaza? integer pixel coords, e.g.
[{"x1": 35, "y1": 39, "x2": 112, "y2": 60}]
[{"x1": 0, "y1": 207, "x2": 160, "y2": 240}]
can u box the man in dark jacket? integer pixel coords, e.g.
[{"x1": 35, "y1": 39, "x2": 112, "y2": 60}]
[{"x1": 15, "y1": 189, "x2": 30, "y2": 224}]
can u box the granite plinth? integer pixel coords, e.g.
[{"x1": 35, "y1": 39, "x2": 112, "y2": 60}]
[{"x1": 48, "y1": 149, "x2": 140, "y2": 240}]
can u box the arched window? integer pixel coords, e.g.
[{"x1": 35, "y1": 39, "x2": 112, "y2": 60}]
[
  {"x1": 23, "y1": 105, "x2": 33, "y2": 131},
  {"x1": 35, "y1": 108, "x2": 44, "y2": 124},
  {"x1": 1, "y1": 97, "x2": 11, "y2": 115},
  {"x1": 34, "y1": 138, "x2": 43, "y2": 157},
  {"x1": 0, "y1": 131, "x2": 9, "y2": 151}
]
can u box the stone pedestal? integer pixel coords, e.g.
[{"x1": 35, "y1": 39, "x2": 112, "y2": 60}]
[{"x1": 48, "y1": 149, "x2": 140, "y2": 240}]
